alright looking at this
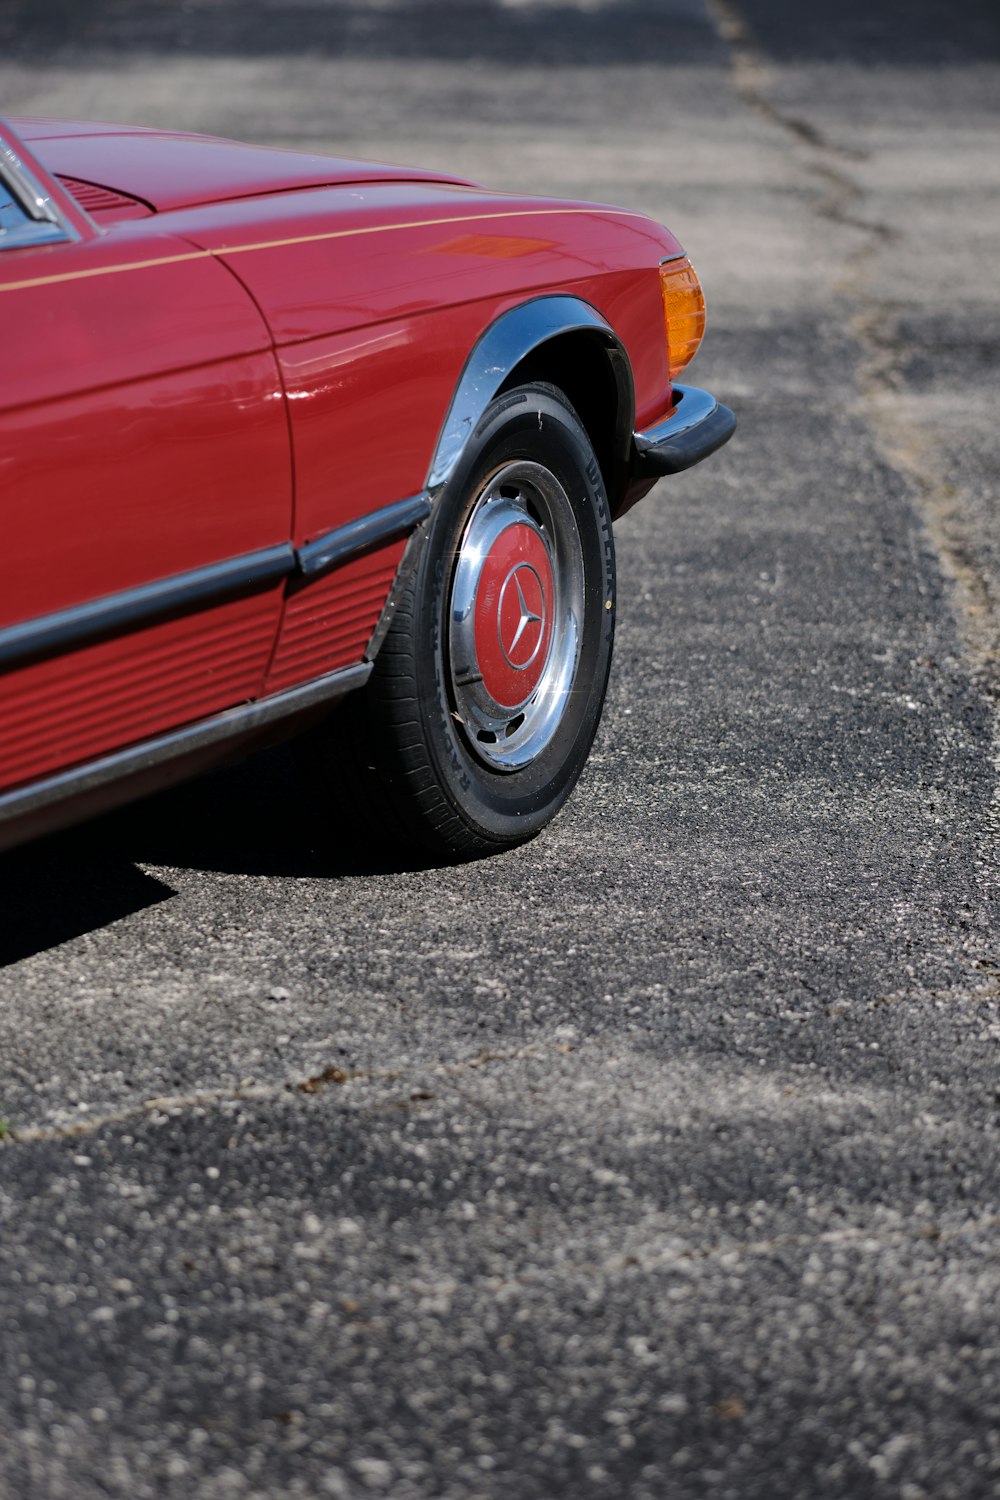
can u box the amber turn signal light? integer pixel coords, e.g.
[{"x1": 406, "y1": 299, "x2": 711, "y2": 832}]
[{"x1": 660, "y1": 256, "x2": 706, "y2": 379}]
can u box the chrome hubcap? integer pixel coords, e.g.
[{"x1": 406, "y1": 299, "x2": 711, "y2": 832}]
[{"x1": 448, "y1": 460, "x2": 584, "y2": 771}]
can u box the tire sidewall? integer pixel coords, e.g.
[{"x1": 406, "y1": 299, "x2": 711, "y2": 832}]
[{"x1": 410, "y1": 385, "x2": 615, "y2": 844}]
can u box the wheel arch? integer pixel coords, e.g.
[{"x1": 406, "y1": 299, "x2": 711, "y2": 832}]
[{"x1": 426, "y1": 296, "x2": 636, "y2": 514}]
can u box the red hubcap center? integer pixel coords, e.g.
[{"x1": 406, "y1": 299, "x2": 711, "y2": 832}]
[{"x1": 473, "y1": 523, "x2": 554, "y2": 710}]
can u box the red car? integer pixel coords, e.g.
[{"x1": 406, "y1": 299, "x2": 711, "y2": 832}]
[{"x1": 0, "y1": 116, "x2": 734, "y2": 857}]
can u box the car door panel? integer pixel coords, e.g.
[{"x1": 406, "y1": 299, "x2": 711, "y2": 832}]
[
  {"x1": 0, "y1": 353, "x2": 290, "y2": 626},
  {"x1": 0, "y1": 185, "x2": 293, "y2": 791}
]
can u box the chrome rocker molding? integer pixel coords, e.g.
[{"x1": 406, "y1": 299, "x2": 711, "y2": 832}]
[
  {"x1": 632, "y1": 383, "x2": 737, "y2": 477},
  {"x1": 426, "y1": 295, "x2": 635, "y2": 493},
  {"x1": 0, "y1": 660, "x2": 372, "y2": 844}
]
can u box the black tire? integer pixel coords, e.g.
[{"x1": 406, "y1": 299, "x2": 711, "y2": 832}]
[{"x1": 299, "y1": 382, "x2": 616, "y2": 857}]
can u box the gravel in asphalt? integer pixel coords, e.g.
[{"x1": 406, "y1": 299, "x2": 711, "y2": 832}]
[{"x1": 1, "y1": 3, "x2": 998, "y2": 1497}]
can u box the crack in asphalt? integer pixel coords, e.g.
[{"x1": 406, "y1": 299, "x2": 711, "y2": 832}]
[
  {"x1": 0, "y1": 1041, "x2": 569, "y2": 1146},
  {"x1": 7, "y1": 1032, "x2": 996, "y2": 1278},
  {"x1": 709, "y1": 1, "x2": 893, "y2": 269},
  {"x1": 709, "y1": 0, "x2": 1000, "y2": 896},
  {"x1": 710, "y1": 0, "x2": 999, "y2": 679},
  {"x1": 707, "y1": 0, "x2": 867, "y2": 162}
]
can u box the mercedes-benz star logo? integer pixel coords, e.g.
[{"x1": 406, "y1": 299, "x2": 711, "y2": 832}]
[{"x1": 498, "y1": 563, "x2": 547, "y2": 669}]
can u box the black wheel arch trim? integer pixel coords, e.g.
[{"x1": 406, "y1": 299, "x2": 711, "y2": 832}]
[{"x1": 425, "y1": 295, "x2": 636, "y2": 496}]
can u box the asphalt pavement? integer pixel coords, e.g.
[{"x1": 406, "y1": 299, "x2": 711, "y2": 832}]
[{"x1": 1, "y1": 3, "x2": 998, "y2": 1497}]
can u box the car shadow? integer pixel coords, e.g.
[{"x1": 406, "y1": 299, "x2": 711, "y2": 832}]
[
  {"x1": 0, "y1": 835, "x2": 176, "y2": 968},
  {"x1": 0, "y1": 744, "x2": 441, "y2": 968},
  {"x1": 121, "y1": 742, "x2": 442, "y2": 879}
]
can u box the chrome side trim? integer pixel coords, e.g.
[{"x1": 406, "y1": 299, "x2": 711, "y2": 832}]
[
  {"x1": 0, "y1": 544, "x2": 296, "y2": 672},
  {"x1": 0, "y1": 660, "x2": 371, "y2": 831},
  {"x1": 635, "y1": 384, "x2": 718, "y2": 446},
  {"x1": 632, "y1": 383, "x2": 736, "y2": 476},
  {"x1": 426, "y1": 295, "x2": 632, "y2": 492},
  {"x1": 298, "y1": 492, "x2": 431, "y2": 580}
]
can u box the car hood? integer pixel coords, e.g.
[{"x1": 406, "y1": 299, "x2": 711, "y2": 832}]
[{"x1": 14, "y1": 117, "x2": 474, "y2": 213}]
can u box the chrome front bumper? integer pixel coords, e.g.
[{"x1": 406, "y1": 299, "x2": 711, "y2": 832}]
[{"x1": 632, "y1": 383, "x2": 737, "y2": 478}]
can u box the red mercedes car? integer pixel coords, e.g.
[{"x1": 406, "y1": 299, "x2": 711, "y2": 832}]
[{"x1": 0, "y1": 116, "x2": 734, "y2": 857}]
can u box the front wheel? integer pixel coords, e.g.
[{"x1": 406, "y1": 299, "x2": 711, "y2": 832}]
[{"x1": 301, "y1": 382, "x2": 616, "y2": 857}]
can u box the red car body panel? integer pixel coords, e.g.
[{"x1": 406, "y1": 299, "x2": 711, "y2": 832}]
[
  {"x1": 168, "y1": 183, "x2": 678, "y2": 418},
  {"x1": 0, "y1": 592, "x2": 284, "y2": 792},
  {"x1": 0, "y1": 126, "x2": 295, "y2": 792},
  {"x1": 0, "y1": 115, "x2": 730, "y2": 848},
  {"x1": 19, "y1": 117, "x2": 470, "y2": 210},
  {"x1": 159, "y1": 178, "x2": 677, "y2": 699},
  {"x1": 264, "y1": 547, "x2": 408, "y2": 697}
]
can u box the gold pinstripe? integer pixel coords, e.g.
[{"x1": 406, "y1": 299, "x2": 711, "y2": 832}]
[{"x1": 0, "y1": 206, "x2": 649, "y2": 295}]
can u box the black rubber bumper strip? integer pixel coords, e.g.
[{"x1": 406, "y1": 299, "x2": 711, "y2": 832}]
[
  {"x1": 0, "y1": 544, "x2": 296, "y2": 673},
  {"x1": 632, "y1": 383, "x2": 737, "y2": 478},
  {"x1": 297, "y1": 492, "x2": 432, "y2": 580}
]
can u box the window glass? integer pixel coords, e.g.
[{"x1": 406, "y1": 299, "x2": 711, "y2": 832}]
[
  {"x1": 0, "y1": 155, "x2": 67, "y2": 249},
  {"x1": 0, "y1": 183, "x2": 32, "y2": 235}
]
